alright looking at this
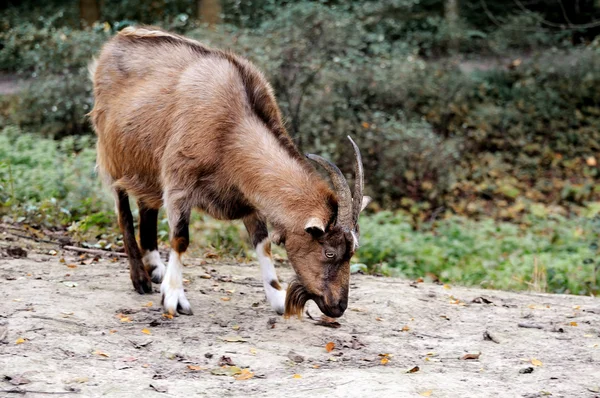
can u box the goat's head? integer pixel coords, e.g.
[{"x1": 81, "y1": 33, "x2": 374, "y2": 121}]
[{"x1": 281, "y1": 136, "x2": 371, "y2": 319}]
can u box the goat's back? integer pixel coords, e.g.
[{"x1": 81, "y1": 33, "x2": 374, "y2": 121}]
[{"x1": 90, "y1": 27, "x2": 292, "y2": 208}]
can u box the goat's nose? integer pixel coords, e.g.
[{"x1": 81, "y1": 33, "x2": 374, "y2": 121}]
[{"x1": 337, "y1": 298, "x2": 348, "y2": 314}]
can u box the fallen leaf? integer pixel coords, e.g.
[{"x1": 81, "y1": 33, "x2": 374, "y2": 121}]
[
  {"x1": 220, "y1": 335, "x2": 248, "y2": 343},
  {"x1": 218, "y1": 356, "x2": 235, "y2": 366},
  {"x1": 519, "y1": 367, "x2": 534, "y2": 374},
  {"x1": 419, "y1": 390, "x2": 433, "y2": 397},
  {"x1": 235, "y1": 369, "x2": 254, "y2": 380},
  {"x1": 406, "y1": 366, "x2": 420, "y2": 373},
  {"x1": 143, "y1": 302, "x2": 153, "y2": 307},
  {"x1": 380, "y1": 357, "x2": 389, "y2": 365},
  {"x1": 211, "y1": 366, "x2": 242, "y2": 376},
  {"x1": 472, "y1": 297, "x2": 493, "y2": 304},
  {"x1": 221, "y1": 297, "x2": 231, "y2": 302},
  {"x1": 67, "y1": 264, "x2": 78, "y2": 269},
  {"x1": 187, "y1": 365, "x2": 204, "y2": 371},
  {"x1": 316, "y1": 315, "x2": 341, "y2": 328},
  {"x1": 375, "y1": 317, "x2": 384, "y2": 321},
  {"x1": 15, "y1": 337, "x2": 26, "y2": 345},
  {"x1": 249, "y1": 348, "x2": 257, "y2": 355},
  {"x1": 162, "y1": 313, "x2": 173, "y2": 319},
  {"x1": 109, "y1": 329, "x2": 117, "y2": 334},
  {"x1": 141, "y1": 328, "x2": 151, "y2": 335},
  {"x1": 401, "y1": 325, "x2": 410, "y2": 332},
  {"x1": 569, "y1": 322, "x2": 578, "y2": 327},
  {"x1": 120, "y1": 317, "x2": 132, "y2": 323},
  {"x1": 531, "y1": 358, "x2": 543, "y2": 367},
  {"x1": 460, "y1": 352, "x2": 481, "y2": 360},
  {"x1": 200, "y1": 274, "x2": 212, "y2": 279},
  {"x1": 325, "y1": 342, "x2": 335, "y2": 352},
  {"x1": 4, "y1": 375, "x2": 31, "y2": 386},
  {"x1": 93, "y1": 350, "x2": 110, "y2": 358},
  {"x1": 443, "y1": 284, "x2": 451, "y2": 289},
  {"x1": 149, "y1": 383, "x2": 168, "y2": 393},
  {"x1": 287, "y1": 351, "x2": 304, "y2": 363},
  {"x1": 483, "y1": 330, "x2": 500, "y2": 344},
  {"x1": 312, "y1": 364, "x2": 320, "y2": 369},
  {"x1": 292, "y1": 374, "x2": 302, "y2": 379}
]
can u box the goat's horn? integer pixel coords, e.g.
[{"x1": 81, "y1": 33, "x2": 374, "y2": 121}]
[
  {"x1": 348, "y1": 136, "x2": 364, "y2": 227},
  {"x1": 306, "y1": 153, "x2": 353, "y2": 229}
]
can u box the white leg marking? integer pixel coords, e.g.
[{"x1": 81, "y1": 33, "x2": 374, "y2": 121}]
[
  {"x1": 257, "y1": 241, "x2": 286, "y2": 315},
  {"x1": 160, "y1": 250, "x2": 192, "y2": 315},
  {"x1": 142, "y1": 250, "x2": 166, "y2": 283}
]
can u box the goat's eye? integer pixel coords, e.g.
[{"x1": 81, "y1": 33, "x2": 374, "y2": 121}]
[{"x1": 325, "y1": 251, "x2": 335, "y2": 259}]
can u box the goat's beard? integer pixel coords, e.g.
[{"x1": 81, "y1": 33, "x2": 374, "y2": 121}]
[{"x1": 284, "y1": 279, "x2": 310, "y2": 319}]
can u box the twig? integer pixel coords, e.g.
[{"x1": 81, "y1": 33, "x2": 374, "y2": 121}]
[
  {"x1": 63, "y1": 245, "x2": 127, "y2": 258},
  {"x1": 3, "y1": 230, "x2": 56, "y2": 245},
  {"x1": 28, "y1": 315, "x2": 86, "y2": 327},
  {"x1": 0, "y1": 388, "x2": 78, "y2": 395},
  {"x1": 518, "y1": 323, "x2": 543, "y2": 329}
]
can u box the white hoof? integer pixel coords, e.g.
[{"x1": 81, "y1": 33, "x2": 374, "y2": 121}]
[
  {"x1": 266, "y1": 283, "x2": 286, "y2": 315},
  {"x1": 142, "y1": 250, "x2": 166, "y2": 284},
  {"x1": 161, "y1": 283, "x2": 192, "y2": 315}
]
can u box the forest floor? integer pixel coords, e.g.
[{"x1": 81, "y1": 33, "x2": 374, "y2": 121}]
[{"x1": 1, "y1": 231, "x2": 599, "y2": 398}]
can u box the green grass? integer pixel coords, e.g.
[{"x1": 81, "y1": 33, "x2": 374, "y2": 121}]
[{"x1": 1, "y1": 126, "x2": 598, "y2": 295}]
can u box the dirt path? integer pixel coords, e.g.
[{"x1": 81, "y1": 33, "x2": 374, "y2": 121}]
[{"x1": 1, "y1": 240, "x2": 599, "y2": 398}]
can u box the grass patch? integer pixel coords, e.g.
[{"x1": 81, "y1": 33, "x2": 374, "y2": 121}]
[{"x1": 1, "y1": 126, "x2": 598, "y2": 295}]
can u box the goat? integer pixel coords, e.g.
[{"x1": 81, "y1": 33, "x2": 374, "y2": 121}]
[{"x1": 89, "y1": 27, "x2": 370, "y2": 318}]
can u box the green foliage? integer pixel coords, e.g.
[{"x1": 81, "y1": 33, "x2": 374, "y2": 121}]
[
  {"x1": 0, "y1": 125, "x2": 111, "y2": 226},
  {"x1": 358, "y1": 211, "x2": 600, "y2": 295}
]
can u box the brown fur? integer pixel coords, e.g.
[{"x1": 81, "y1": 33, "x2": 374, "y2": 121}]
[{"x1": 90, "y1": 27, "x2": 355, "y2": 318}]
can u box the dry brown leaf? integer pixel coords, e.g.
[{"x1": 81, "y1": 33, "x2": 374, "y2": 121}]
[
  {"x1": 316, "y1": 315, "x2": 341, "y2": 328},
  {"x1": 569, "y1": 322, "x2": 578, "y2": 327},
  {"x1": 235, "y1": 369, "x2": 254, "y2": 380},
  {"x1": 187, "y1": 365, "x2": 204, "y2": 371},
  {"x1": 200, "y1": 274, "x2": 212, "y2": 279},
  {"x1": 141, "y1": 328, "x2": 151, "y2": 335},
  {"x1": 143, "y1": 302, "x2": 153, "y2": 307},
  {"x1": 325, "y1": 342, "x2": 335, "y2": 352},
  {"x1": 109, "y1": 329, "x2": 117, "y2": 334},
  {"x1": 419, "y1": 390, "x2": 433, "y2": 397},
  {"x1": 531, "y1": 358, "x2": 543, "y2": 367},
  {"x1": 460, "y1": 352, "x2": 481, "y2": 360},
  {"x1": 120, "y1": 317, "x2": 132, "y2": 323},
  {"x1": 221, "y1": 297, "x2": 231, "y2": 302},
  {"x1": 15, "y1": 337, "x2": 26, "y2": 345},
  {"x1": 380, "y1": 357, "x2": 389, "y2": 365},
  {"x1": 375, "y1": 317, "x2": 384, "y2": 321},
  {"x1": 401, "y1": 325, "x2": 410, "y2": 332},
  {"x1": 407, "y1": 366, "x2": 420, "y2": 373},
  {"x1": 67, "y1": 264, "x2": 78, "y2": 269},
  {"x1": 94, "y1": 350, "x2": 110, "y2": 358},
  {"x1": 292, "y1": 374, "x2": 302, "y2": 379},
  {"x1": 162, "y1": 313, "x2": 174, "y2": 319},
  {"x1": 312, "y1": 364, "x2": 320, "y2": 369}
]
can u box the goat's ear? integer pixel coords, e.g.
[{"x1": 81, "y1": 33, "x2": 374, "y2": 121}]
[
  {"x1": 361, "y1": 196, "x2": 372, "y2": 212},
  {"x1": 304, "y1": 217, "x2": 325, "y2": 238}
]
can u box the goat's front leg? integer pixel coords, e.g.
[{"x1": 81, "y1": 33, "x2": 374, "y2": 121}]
[
  {"x1": 244, "y1": 214, "x2": 286, "y2": 315},
  {"x1": 161, "y1": 191, "x2": 192, "y2": 315}
]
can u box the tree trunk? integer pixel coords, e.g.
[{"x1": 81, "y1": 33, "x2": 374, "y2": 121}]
[
  {"x1": 80, "y1": 0, "x2": 100, "y2": 28},
  {"x1": 444, "y1": 0, "x2": 460, "y2": 53},
  {"x1": 198, "y1": 0, "x2": 221, "y2": 29}
]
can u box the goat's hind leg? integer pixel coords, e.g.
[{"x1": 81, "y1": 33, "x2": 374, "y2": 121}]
[
  {"x1": 243, "y1": 213, "x2": 286, "y2": 315},
  {"x1": 161, "y1": 190, "x2": 193, "y2": 315},
  {"x1": 138, "y1": 202, "x2": 166, "y2": 284},
  {"x1": 115, "y1": 189, "x2": 152, "y2": 294}
]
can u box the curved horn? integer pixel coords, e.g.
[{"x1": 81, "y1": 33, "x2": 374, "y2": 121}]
[
  {"x1": 306, "y1": 153, "x2": 353, "y2": 229},
  {"x1": 347, "y1": 136, "x2": 365, "y2": 226}
]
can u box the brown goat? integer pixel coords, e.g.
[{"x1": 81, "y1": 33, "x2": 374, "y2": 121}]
[{"x1": 89, "y1": 27, "x2": 370, "y2": 318}]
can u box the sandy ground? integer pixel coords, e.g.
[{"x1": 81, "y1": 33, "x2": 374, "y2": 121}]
[{"x1": 1, "y1": 236, "x2": 599, "y2": 398}]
